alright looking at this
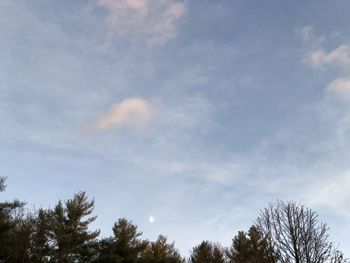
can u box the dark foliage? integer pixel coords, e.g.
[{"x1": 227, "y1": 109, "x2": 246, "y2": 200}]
[
  {"x1": 226, "y1": 225, "x2": 278, "y2": 263},
  {"x1": 0, "y1": 177, "x2": 348, "y2": 263},
  {"x1": 190, "y1": 241, "x2": 225, "y2": 263}
]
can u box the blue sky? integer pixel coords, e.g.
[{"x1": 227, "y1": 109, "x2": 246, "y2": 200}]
[{"x1": 1, "y1": 0, "x2": 350, "y2": 255}]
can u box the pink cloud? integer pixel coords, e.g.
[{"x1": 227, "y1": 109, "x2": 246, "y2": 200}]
[
  {"x1": 304, "y1": 45, "x2": 350, "y2": 68},
  {"x1": 93, "y1": 98, "x2": 155, "y2": 131},
  {"x1": 327, "y1": 78, "x2": 350, "y2": 101}
]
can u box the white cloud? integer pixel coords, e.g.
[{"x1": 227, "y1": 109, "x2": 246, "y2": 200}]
[
  {"x1": 326, "y1": 78, "x2": 350, "y2": 101},
  {"x1": 304, "y1": 45, "x2": 350, "y2": 68},
  {"x1": 92, "y1": 97, "x2": 155, "y2": 131},
  {"x1": 295, "y1": 26, "x2": 314, "y2": 43},
  {"x1": 295, "y1": 25, "x2": 325, "y2": 45},
  {"x1": 97, "y1": 0, "x2": 186, "y2": 46}
]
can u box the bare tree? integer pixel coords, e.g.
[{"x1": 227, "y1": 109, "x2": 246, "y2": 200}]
[{"x1": 256, "y1": 201, "x2": 348, "y2": 263}]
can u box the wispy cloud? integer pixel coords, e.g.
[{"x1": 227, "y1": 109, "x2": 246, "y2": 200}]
[
  {"x1": 296, "y1": 28, "x2": 350, "y2": 218},
  {"x1": 307, "y1": 170, "x2": 350, "y2": 218},
  {"x1": 327, "y1": 78, "x2": 350, "y2": 101},
  {"x1": 304, "y1": 45, "x2": 350, "y2": 68},
  {"x1": 149, "y1": 159, "x2": 248, "y2": 185},
  {"x1": 295, "y1": 25, "x2": 325, "y2": 45},
  {"x1": 297, "y1": 26, "x2": 350, "y2": 68},
  {"x1": 297, "y1": 27, "x2": 350, "y2": 100},
  {"x1": 295, "y1": 26, "x2": 314, "y2": 43},
  {"x1": 97, "y1": 0, "x2": 186, "y2": 46},
  {"x1": 92, "y1": 98, "x2": 155, "y2": 132}
]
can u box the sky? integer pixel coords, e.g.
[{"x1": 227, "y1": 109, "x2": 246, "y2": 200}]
[{"x1": 1, "y1": 0, "x2": 350, "y2": 256}]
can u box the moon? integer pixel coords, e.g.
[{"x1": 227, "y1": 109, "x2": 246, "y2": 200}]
[{"x1": 148, "y1": 216, "x2": 155, "y2": 223}]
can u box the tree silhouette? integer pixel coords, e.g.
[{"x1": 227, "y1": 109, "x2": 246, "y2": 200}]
[
  {"x1": 190, "y1": 241, "x2": 225, "y2": 263},
  {"x1": 227, "y1": 225, "x2": 278, "y2": 263},
  {"x1": 0, "y1": 177, "x2": 27, "y2": 262},
  {"x1": 49, "y1": 192, "x2": 100, "y2": 262},
  {"x1": 0, "y1": 178, "x2": 348, "y2": 263},
  {"x1": 139, "y1": 235, "x2": 184, "y2": 263},
  {"x1": 30, "y1": 209, "x2": 52, "y2": 262},
  {"x1": 94, "y1": 218, "x2": 148, "y2": 263},
  {"x1": 256, "y1": 200, "x2": 348, "y2": 263}
]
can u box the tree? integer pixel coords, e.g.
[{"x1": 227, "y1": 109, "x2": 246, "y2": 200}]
[
  {"x1": 93, "y1": 237, "x2": 116, "y2": 263},
  {"x1": 190, "y1": 241, "x2": 213, "y2": 263},
  {"x1": 190, "y1": 241, "x2": 225, "y2": 263},
  {"x1": 1, "y1": 176, "x2": 348, "y2": 263},
  {"x1": 0, "y1": 177, "x2": 18, "y2": 239},
  {"x1": 0, "y1": 177, "x2": 5, "y2": 192},
  {"x1": 227, "y1": 230, "x2": 249, "y2": 263},
  {"x1": 331, "y1": 250, "x2": 348, "y2": 263},
  {"x1": 49, "y1": 192, "x2": 100, "y2": 262},
  {"x1": 94, "y1": 218, "x2": 148, "y2": 263},
  {"x1": 139, "y1": 235, "x2": 184, "y2": 263},
  {"x1": 0, "y1": 176, "x2": 27, "y2": 263},
  {"x1": 256, "y1": 200, "x2": 348, "y2": 263},
  {"x1": 227, "y1": 225, "x2": 278, "y2": 263},
  {"x1": 212, "y1": 244, "x2": 225, "y2": 263},
  {"x1": 30, "y1": 209, "x2": 52, "y2": 263},
  {"x1": 113, "y1": 218, "x2": 148, "y2": 262},
  {"x1": 6, "y1": 213, "x2": 33, "y2": 263}
]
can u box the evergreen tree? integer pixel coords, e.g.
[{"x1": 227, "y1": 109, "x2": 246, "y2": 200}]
[
  {"x1": 1, "y1": 177, "x2": 348, "y2": 263},
  {"x1": 227, "y1": 225, "x2": 278, "y2": 263},
  {"x1": 93, "y1": 237, "x2": 116, "y2": 262},
  {"x1": 49, "y1": 192, "x2": 100, "y2": 263},
  {"x1": 139, "y1": 235, "x2": 183, "y2": 263},
  {"x1": 212, "y1": 245, "x2": 225, "y2": 263},
  {"x1": 30, "y1": 209, "x2": 52, "y2": 263},
  {"x1": 7, "y1": 213, "x2": 33, "y2": 263},
  {"x1": 190, "y1": 241, "x2": 224, "y2": 263},
  {"x1": 0, "y1": 177, "x2": 27, "y2": 263},
  {"x1": 94, "y1": 218, "x2": 148, "y2": 263},
  {"x1": 112, "y1": 218, "x2": 148, "y2": 263}
]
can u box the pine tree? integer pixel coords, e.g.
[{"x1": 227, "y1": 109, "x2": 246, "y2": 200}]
[
  {"x1": 112, "y1": 218, "x2": 148, "y2": 263},
  {"x1": 139, "y1": 235, "x2": 184, "y2": 263},
  {"x1": 49, "y1": 192, "x2": 100, "y2": 263},
  {"x1": 94, "y1": 218, "x2": 148, "y2": 263},
  {"x1": 212, "y1": 245, "x2": 225, "y2": 263},
  {"x1": 190, "y1": 241, "x2": 224, "y2": 263},
  {"x1": 0, "y1": 177, "x2": 27, "y2": 262},
  {"x1": 227, "y1": 225, "x2": 278, "y2": 263},
  {"x1": 30, "y1": 209, "x2": 52, "y2": 263},
  {"x1": 8, "y1": 214, "x2": 33, "y2": 263}
]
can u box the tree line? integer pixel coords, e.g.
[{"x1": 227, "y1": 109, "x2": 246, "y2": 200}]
[{"x1": 0, "y1": 176, "x2": 347, "y2": 263}]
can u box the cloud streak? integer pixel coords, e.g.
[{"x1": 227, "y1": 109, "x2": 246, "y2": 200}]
[
  {"x1": 93, "y1": 98, "x2": 155, "y2": 131},
  {"x1": 97, "y1": 0, "x2": 186, "y2": 46}
]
